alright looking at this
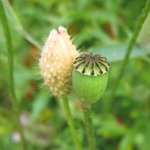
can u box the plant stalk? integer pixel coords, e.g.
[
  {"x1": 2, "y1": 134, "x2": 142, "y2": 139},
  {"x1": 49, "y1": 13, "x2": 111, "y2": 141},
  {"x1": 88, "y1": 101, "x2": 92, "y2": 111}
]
[
  {"x1": 0, "y1": 1, "x2": 27, "y2": 149},
  {"x1": 81, "y1": 103, "x2": 96, "y2": 150},
  {"x1": 112, "y1": 0, "x2": 150, "y2": 95},
  {"x1": 62, "y1": 97, "x2": 82, "y2": 150}
]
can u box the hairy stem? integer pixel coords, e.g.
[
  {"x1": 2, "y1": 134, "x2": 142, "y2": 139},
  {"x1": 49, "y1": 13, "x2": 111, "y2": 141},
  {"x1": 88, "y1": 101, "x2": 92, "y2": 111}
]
[
  {"x1": 62, "y1": 97, "x2": 82, "y2": 150},
  {"x1": 0, "y1": 1, "x2": 27, "y2": 149},
  {"x1": 112, "y1": 0, "x2": 150, "y2": 94},
  {"x1": 82, "y1": 103, "x2": 96, "y2": 150}
]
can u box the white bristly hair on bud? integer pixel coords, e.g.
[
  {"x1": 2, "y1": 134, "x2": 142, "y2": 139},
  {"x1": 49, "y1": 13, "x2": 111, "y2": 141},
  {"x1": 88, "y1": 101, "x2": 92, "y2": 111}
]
[{"x1": 39, "y1": 26, "x2": 79, "y2": 97}]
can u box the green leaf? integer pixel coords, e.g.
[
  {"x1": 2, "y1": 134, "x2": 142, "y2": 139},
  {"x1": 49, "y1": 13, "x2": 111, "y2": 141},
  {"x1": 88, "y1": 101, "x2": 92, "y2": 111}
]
[
  {"x1": 31, "y1": 90, "x2": 50, "y2": 120},
  {"x1": 91, "y1": 44, "x2": 150, "y2": 62},
  {"x1": 137, "y1": 13, "x2": 150, "y2": 50},
  {"x1": 119, "y1": 133, "x2": 134, "y2": 150},
  {"x1": 98, "y1": 117, "x2": 127, "y2": 137}
]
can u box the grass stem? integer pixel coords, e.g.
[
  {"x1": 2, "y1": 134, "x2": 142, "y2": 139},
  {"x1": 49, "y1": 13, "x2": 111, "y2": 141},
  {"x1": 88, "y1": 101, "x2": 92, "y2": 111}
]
[
  {"x1": 5, "y1": 0, "x2": 42, "y2": 50},
  {"x1": 0, "y1": 1, "x2": 27, "y2": 149},
  {"x1": 112, "y1": 0, "x2": 150, "y2": 95}
]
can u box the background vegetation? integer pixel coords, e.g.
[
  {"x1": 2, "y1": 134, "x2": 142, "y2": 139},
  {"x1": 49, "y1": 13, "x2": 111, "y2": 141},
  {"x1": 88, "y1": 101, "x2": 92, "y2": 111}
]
[{"x1": 0, "y1": 0, "x2": 150, "y2": 149}]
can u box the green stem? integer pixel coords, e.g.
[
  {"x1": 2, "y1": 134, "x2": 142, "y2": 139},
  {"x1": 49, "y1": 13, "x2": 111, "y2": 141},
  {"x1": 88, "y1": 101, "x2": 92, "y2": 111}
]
[
  {"x1": 62, "y1": 97, "x2": 83, "y2": 150},
  {"x1": 112, "y1": 0, "x2": 150, "y2": 95},
  {"x1": 81, "y1": 103, "x2": 96, "y2": 150},
  {"x1": 0, "y1": 1, "x2": 27, "y2": 150}
]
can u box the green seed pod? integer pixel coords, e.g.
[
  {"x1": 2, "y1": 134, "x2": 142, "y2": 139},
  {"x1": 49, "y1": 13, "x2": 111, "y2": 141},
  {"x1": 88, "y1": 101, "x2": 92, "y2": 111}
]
[{"x1": 72, "y1": 53, "x2": 109, "y2": 104}]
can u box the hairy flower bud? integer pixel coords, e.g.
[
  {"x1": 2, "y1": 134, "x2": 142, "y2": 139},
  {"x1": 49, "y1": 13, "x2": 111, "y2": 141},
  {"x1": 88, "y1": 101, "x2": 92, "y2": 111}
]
[{"x1": 39, "y1": 26, "x2": 79, "y2": 97}]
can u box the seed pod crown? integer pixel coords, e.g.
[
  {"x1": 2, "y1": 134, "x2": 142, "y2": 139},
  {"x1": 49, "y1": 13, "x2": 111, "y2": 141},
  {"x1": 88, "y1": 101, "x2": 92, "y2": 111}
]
[{"x1": 73, "y1": 53, "x2": 109, "y2": 76}]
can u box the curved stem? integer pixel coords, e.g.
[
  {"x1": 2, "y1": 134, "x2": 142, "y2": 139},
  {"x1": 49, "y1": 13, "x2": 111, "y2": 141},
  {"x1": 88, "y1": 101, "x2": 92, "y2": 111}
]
[
  {"x1": 5, "y1": 0, "x2": 42, "y2": 50},
  {"x1": 112, "y1": 0, "x2": 150, "y2": 95},
  {"x1": 62, "y1": 97, "x2": 83, "y2": 150},
  {"x1": 0, "y1": 1, "x2": 27, "y2": 149},
  {"x1": 81, "y1": 103, "x2": 96, "y2": 150}
]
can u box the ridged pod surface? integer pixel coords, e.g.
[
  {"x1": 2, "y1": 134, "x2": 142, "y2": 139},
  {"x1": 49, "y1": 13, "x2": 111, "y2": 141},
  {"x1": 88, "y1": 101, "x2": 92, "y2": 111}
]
[{"x1": 72, "y1": 53, "x2": 109, "y2": 104}]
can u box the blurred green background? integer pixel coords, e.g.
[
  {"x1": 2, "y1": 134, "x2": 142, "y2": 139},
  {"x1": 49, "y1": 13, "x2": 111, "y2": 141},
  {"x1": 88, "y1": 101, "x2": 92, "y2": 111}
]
[{"x1": 0, "y1": 0, "x2": 150, "y2": 150}]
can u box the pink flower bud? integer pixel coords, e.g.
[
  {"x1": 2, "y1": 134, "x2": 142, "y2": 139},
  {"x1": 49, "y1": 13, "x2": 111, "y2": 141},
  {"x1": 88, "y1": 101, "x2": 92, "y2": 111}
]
[{"x1": 39, "y1": 26, "x2": 79, "y2": 97}]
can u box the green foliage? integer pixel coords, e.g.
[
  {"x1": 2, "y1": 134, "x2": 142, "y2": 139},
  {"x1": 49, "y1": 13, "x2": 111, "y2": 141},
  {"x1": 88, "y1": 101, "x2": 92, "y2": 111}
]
[{"x1": 0, "y1": 0, "x2": 150, "y2": 149}]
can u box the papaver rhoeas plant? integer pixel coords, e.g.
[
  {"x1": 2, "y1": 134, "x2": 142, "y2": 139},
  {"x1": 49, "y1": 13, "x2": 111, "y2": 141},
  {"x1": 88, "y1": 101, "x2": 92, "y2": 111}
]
[
  {"x1": 39, "y1": 26, "x2": 110, "y2": 150},
  {"x1": 72, "y1": 53, "x2": 110, "y2": 150}
]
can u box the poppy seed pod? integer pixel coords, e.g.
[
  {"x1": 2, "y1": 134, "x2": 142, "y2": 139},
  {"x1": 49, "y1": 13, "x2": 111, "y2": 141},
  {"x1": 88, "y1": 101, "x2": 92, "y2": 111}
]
[
  {"x1": 72, "y1": 53, "x2": 110, "y2": 104},
  {"x1": 39, "y1": 26, "x2": 79, "y2": 97}
]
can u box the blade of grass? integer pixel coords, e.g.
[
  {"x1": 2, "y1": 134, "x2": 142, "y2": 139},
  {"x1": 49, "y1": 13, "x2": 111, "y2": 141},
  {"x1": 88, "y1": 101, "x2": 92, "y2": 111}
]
[
  {"x1": 112, "y1": 0, "x2": 150, "y2": 95},
  {"x1": 4, "y1": 0, "x2": 42, "y2": 50},
  {"x1": 0, "y1": 0, "x2": 27, "y2": 149}
]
